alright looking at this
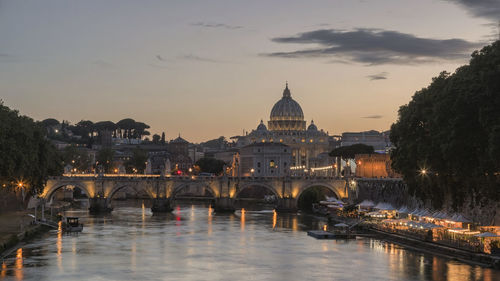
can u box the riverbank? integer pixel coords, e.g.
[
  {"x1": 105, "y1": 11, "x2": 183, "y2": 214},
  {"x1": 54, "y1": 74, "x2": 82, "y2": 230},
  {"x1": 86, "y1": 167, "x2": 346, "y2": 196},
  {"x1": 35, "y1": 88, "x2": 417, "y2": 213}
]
[
  {"x1": 366, "y1": 228, "x2": 500, "y2": 269},
  {"x1": 0, "y1": 211, "x2": 52, "y2": 258},
  {"x1": 322, "y1": 213, "x2": 500, "y2": 269}
]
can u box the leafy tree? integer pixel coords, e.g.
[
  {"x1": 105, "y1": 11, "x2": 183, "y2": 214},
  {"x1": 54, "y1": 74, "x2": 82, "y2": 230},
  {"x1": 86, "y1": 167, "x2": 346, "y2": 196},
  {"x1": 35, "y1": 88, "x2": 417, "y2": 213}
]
[
  {"x1": 390, "y1": 40, "x2": 500, "y2": 212},
  {"x1": 200, "y1": 136, "x2": 227, "y2": 149},
  {"x1": 117, "y1": 118, "x2": 136, "y2": 139},
  {"x1": 40, "y1": 118, "x2": 60, "y2": 128},
  {"x1": 62, "y1": 146, "x2": 90, "y2": 172},
  {"x1": 152, "y1": 134, "x2": 161, "y2": 144},
  {"x1": 0, "y1": 101, "x2": 63, "y2": 203},
  {"x1": 195, "y1": 158, "x2": 226, "y2": 175},
  {"x1": 125, "y1": 147, "x2": 149, "y2": 173},
  {"x1": 161, "y1": 132, "x2": 166, "y2": 144},
  {"x1": 329, "y1": 144, "x2": 374, "y2": 159},
  {"x1": 96, "y1": 148, "x2": 115, "y2": 173}
]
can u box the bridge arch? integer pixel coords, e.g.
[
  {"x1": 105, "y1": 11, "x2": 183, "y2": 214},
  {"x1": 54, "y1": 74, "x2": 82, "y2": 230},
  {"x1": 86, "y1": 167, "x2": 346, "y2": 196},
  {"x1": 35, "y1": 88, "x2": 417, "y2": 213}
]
[
  {"x1": 171, "y1": 182, "x2": 218, "y2": 199},
  {"x1": 43, "y1": 181, "x2": 92, "y2": 201},
  {"x1": 106, "y1": 183, "x2": 156, "y2": 204},
  {"x1": 234, "y1": 182, "x2": 281, "y2": 200},
  {"x1": 296, "y1": 183, "x2": 342, "y2": 202}
]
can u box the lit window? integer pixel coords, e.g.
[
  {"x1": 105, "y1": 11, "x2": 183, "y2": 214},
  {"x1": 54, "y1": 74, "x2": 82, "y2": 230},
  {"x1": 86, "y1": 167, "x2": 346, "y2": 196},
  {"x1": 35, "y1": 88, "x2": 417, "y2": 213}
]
[{"x1": 270, "y1": 160, "x2": 275, "y2": 168}]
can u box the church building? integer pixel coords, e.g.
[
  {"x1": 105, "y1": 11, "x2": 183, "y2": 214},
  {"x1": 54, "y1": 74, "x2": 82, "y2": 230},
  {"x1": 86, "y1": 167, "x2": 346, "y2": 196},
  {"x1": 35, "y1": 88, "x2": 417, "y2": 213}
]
[{"x1": 235, "y1": 83, "x2": 335, "y2": 172}]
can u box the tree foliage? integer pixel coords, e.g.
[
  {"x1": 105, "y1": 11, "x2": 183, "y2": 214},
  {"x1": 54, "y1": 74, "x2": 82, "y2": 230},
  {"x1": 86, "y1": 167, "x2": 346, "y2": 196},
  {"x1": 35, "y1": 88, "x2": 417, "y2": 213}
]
[
  {"x1": 195, "y1": 158, "x2": 226, "y2": 175},
  {"x1": 329, "y1": 144, "x2": 374, "y2": 159},
  {"x1": 390, "y1": 40, "x2": 500, "y2": 210},
  {"x1": 96, "y1": 148, "x2": 115, "y2": 173},
  {"x1": 125, "y1": 147, "x2": 149, "y2": 173},
  {"x1": 62, "y1": 146, "x2": 91, "y2": 172},
  {"x1": 0, "y1": 102, "x2": 63, "y2": 199}
]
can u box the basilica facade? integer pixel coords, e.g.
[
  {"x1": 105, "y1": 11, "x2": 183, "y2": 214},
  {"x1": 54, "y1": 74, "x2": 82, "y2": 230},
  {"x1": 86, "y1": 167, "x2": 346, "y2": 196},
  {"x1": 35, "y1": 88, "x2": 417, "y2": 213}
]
[{"x1": 235, "y1": 84, "x2": 335, "y2": 172}]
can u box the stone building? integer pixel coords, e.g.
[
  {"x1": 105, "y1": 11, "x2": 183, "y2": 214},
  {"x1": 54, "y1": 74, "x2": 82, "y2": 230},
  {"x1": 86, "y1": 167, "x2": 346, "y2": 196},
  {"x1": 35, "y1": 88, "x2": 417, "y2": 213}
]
[
  {"x1": 341, "y1": 130, "x2": 391, "y2": 153},
  {"x1": 354, "y1": 154, "x2": 401, "y2": 178},
  {"x1": 169, "y1": 135, "x2": 192, "y2": 172},
  {"x1": 237, "y1": 142, "x2": 292, "y2": 177},
  {"x1": 235, "y1": 83, "x2": 334, "y2": 171}
]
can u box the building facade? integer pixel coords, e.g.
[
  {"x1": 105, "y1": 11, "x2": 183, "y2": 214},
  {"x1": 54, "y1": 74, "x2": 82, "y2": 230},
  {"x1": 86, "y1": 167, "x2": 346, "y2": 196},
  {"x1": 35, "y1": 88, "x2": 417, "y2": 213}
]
[
  {"x1": 235, "y1": 84, "x2": 334, "y2": 171},
  {"x1": 237, "y1": 143, "x2": 292, "y2": 177},
  {"x1": 354, "y1": 154, "x2": 401, "y2": 178}
]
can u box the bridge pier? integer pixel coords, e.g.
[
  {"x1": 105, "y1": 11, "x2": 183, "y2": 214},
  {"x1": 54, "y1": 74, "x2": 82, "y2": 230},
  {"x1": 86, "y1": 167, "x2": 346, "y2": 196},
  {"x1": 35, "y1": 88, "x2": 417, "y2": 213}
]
[
  {"x1": 276, "y1": 198, "x2": 297, "y2": 213},
  {"x1": 151, "y1": 198, "x2": 173, "y2": 213},
  {"x1": 88, "y1": 197, "x2": 113, "y2": 214},
  {"x1": 214, "y1": 197, "x2": 235, "y2": 213}
]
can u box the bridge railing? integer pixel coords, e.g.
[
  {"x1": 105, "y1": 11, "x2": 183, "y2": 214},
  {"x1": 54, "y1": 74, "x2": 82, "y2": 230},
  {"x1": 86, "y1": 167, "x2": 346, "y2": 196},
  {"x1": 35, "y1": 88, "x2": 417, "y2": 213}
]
[{"x1": 50, "y1": 174, "x2": 351, "y2": 181}]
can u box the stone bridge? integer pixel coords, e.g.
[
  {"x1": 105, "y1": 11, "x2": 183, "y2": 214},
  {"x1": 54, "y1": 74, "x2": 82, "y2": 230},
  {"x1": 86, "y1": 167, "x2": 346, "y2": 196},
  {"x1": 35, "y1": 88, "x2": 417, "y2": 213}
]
[{"x1": 41, "y1": 174, "x2": 352, "y2": 213}]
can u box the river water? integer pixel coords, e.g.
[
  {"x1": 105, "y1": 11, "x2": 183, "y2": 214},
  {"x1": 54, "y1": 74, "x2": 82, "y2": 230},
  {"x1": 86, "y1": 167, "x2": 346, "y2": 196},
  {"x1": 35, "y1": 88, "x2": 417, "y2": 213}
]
[{"x1": 0, "y1": 203, "x2": 498, "y2": 281}]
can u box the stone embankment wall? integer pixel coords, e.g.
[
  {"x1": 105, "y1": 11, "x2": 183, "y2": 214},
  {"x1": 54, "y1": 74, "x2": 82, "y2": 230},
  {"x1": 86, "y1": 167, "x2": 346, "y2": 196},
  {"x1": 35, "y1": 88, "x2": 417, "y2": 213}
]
[
  {"x1": 355, "y1": 179, "x2": 414, "y2": 208},
  {"x1": 354, "y1": 178, "x2": 499, "y2": 225}
]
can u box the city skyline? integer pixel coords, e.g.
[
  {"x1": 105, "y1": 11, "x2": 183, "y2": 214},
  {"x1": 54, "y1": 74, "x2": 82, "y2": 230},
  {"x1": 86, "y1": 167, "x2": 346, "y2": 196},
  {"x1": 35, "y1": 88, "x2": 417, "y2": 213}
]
[{"x1": 1, "y1": 0, "x2": 499, "y2": 142}]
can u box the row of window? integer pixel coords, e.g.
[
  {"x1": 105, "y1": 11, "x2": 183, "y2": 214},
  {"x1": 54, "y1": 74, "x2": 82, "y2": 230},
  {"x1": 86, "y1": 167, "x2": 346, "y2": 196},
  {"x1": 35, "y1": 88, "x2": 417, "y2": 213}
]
[{"x1": 256, "y1": 161, "x2": 288, "y2": 168}]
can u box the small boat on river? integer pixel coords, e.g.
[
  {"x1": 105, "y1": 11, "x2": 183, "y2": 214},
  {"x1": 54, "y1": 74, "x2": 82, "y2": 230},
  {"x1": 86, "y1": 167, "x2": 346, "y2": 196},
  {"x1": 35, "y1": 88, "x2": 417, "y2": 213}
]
[{"x1": 64, "y1": 217, "x2": 83, "y2": 232}]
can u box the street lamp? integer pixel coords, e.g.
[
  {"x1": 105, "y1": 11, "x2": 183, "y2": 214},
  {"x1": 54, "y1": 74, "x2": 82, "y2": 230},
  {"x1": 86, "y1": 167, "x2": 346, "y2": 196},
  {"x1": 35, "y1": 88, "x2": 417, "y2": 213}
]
[{"x1": 17, "y1": 182, "x2": 25, "y2": 201}]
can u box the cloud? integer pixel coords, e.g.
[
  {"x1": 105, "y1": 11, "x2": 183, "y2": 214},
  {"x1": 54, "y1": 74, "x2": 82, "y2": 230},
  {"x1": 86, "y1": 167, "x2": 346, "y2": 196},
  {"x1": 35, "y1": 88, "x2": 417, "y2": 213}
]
[
  {"x1": 361, "y1": 115, "x2": 383, "y2": 119},
  {"x1": 448, "y1": 0, "x2": 500, "y2": 21},
  {"x1": 367, "y1": 72, "x2": 388, "y2": 80},
  {"x1": 264, "y1": 28, "x2": 482, "y2": 65},
  {"x1": 191, "y1": 22, "x2": 243, "y2": 30},
  {"x1": 179, "y1": 54, "x2": 222, "y2": 63},
  {"x1": 0, "y1": 53, "x2": 20, "y2": 63}
]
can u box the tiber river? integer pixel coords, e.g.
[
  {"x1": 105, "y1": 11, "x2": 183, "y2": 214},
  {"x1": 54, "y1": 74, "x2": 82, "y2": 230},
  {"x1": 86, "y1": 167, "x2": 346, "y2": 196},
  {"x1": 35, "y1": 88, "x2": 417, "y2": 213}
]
[{"x1": 0, "y1": 202, "x2": 498, "y2": 281}]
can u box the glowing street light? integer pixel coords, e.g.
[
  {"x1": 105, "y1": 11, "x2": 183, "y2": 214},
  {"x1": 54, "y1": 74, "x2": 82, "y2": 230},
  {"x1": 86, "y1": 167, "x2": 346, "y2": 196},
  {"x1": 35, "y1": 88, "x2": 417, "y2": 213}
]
[{"x1": 420, "y1": 169, "x2": 427, "y2": 175}]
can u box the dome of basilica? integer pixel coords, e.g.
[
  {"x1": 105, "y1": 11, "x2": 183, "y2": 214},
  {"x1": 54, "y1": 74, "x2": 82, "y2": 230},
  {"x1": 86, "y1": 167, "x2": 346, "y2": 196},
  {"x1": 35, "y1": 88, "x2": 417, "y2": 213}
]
[
  {"x1": 307, "y1": 120, "x2": 318, "y2": 131},
  {"x1": 268, "y1": 83, "x2": 306, "y2": 131},
  {"x1": 270, "y1": 84, "x2": 304, "y2": 121},
  {"x1": 256, "y1": 120, "x2": 268, "y2": 131}
]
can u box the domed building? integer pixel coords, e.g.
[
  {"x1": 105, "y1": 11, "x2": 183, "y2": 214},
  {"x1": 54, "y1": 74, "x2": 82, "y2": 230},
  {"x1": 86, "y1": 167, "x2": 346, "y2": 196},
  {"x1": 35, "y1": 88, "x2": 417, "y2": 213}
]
[{"x1": 235, "y1": 83, "x2": 335, "y2": 174}]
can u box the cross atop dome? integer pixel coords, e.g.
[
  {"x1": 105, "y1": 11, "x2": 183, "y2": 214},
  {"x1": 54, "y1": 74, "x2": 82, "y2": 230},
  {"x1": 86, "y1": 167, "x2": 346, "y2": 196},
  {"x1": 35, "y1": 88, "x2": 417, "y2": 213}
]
[{"x1": 283, "y1": 82, "x2": 291, "y2": 98}]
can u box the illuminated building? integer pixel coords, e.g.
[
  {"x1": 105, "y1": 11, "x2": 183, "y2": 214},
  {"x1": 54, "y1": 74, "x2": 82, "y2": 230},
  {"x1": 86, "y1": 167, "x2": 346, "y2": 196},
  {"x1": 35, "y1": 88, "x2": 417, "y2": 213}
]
[{"x1": 235, "y1": 83, "x2": 335, "y2": 171}]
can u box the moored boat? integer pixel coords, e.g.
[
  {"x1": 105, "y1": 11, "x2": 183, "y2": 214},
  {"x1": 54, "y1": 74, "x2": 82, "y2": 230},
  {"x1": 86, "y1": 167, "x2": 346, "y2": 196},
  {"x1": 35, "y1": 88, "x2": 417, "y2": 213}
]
[{"x1": 64, "y1": 217, "x2": 83, "y2": 232}]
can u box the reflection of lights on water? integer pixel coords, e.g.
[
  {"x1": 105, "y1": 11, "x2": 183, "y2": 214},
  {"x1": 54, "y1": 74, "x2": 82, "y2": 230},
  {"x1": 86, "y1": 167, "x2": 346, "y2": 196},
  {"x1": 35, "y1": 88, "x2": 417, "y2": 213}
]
[
  {"x1": 15, "y1": 248, "x2": 23, "y2": 281},
  {"x1": 141, "y1": 201, "x2": 146, "y2": 222},
  {"x1": 208, "y1": 205, "x2": 212, "y2": 235},
  {"x1": 57, "y1": 221, "x2": 62, "y2": 271},
  {"x1": 272, "y1": 210, "x2": 277, "y2": 229},
  {"x1": 241, "y1": 208, "x2": 246, "y2": 231},
  {"x1": 292, "y1": 217, "x2": 298, "y2": 232},
  {"x1": 1, "y1": 261, "x2": 6, "y2": 279},
  {"x1": 176, "y1": 206, "x2": 181, "y2": 236}
]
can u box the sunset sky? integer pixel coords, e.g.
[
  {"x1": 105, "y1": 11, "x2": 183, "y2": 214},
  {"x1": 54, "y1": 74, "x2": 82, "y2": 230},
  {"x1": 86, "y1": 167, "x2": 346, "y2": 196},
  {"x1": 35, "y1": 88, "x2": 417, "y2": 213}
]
[{"x1": 1, "y1": 0, "x2": 498, "y2": 142}]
